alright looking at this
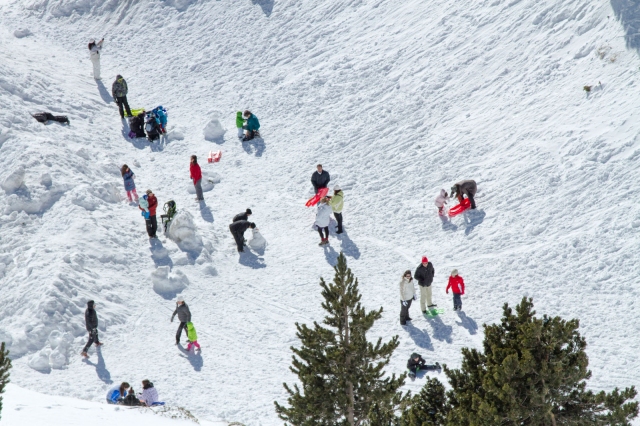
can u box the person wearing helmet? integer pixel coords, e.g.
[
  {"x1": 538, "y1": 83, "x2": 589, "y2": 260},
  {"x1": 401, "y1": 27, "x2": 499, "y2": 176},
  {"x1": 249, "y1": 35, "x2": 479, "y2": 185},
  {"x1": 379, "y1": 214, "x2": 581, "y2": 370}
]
[{"x1": 170, "y1": 297, "x2": 192, "y2": 345}]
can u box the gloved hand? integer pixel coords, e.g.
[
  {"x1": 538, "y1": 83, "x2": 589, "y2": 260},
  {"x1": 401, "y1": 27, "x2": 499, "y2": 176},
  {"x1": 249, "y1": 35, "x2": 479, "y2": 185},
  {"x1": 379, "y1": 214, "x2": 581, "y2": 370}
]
[{"x1": 402, "y1": 301, "x2": 407, "y2": 307}]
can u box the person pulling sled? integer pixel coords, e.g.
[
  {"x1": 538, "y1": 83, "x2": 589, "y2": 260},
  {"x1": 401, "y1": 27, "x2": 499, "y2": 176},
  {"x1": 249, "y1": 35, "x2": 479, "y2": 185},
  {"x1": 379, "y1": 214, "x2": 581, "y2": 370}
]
[{"x1": 451, "y1": 180, "x2": 477, "y2": 209}]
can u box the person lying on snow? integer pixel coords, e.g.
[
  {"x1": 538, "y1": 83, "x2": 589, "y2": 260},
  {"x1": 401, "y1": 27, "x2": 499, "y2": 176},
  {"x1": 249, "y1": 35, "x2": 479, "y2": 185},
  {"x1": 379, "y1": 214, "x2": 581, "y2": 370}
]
[{"x1": 407, "y1": 353, "x2": 440, "y2": 379}]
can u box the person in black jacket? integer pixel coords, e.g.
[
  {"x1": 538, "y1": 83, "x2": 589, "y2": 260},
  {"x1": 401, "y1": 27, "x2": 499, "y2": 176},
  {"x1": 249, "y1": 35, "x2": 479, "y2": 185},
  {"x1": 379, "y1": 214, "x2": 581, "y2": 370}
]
[
  {"x1": 414, "y1": 256, "x2": 436, "y2": 314},
  {"x1": 81, "y1": 300, "x2": 103, "y2": 357},
  {"x1": 232, "y1": 208, "x2": 252, "y2": 223},
  {"x1": 170, "y1": 296, "x2": 192, "y2": 345},
  {"x1": 229, "y1": 220, "x2": 256, "y2": 252},
  {"x1": 407, "y1": 353, "x2": 440, "y2": 378},
  {"x1": 129, "y1": 112, "x2": 146, "y2": 138},
  {"x1": 311, "y1": 164, "x2": 330, "y2": 193}
]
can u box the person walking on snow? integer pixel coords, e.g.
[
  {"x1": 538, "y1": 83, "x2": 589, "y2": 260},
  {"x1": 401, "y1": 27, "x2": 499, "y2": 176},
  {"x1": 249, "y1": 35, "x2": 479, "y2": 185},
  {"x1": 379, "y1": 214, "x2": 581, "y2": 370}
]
[
  {"x1": 327, "y1": 186, "x2": 344, "y2": 234},
  {"x1": 233, "y1": 208, "x2": 252, "y2": 222},
  {"x1": 399, "y1": 270, "x2": 416, "y2": 326},
  {"x1": 242, "y1": 110, "x2": 260, "y2": 141},
  {"x1": 407, "y1": 353, "x2": 440, "y2": 379},
  {"x1": 315, "y1": 197, "x2": 332, "y2": 246},
  {"x1": 171, "y1": 296, "x2": 192, "y2": 345},
  {"x1": 121, "y1": 164, "x2": 138, "y2": 202},
  {"x1": 236, "y1": 111, "x2": 245, "y2": 139},
  {"x1": 311, "y1": 164, "x2": 330, "y2": 193},
  {"x1": 414, "y1": 256, "x2": 436, "y2": 314},
  {"x1": 186, "y1": 322, "x2": 201, "y2": 352},
  {"x1": 190, "y1": 155, "x2": 204, "y2": 201},
  {"x1": 446, "y1": 269, "x2": 465, "y2": 311},
  {"x1": 111, "y1": 75, "x2": 133, "y2": 119},
  {"x1": 435, "y1": 189, "x2": 449, "y2": 215},
  {"x1": 81, "y1": 300, "x2": 103, "y2": 357},
  {"x1": 88, "y1": 38, "x2": 104, "y2": 80},
  {"x1": 229, "y1": 220, "x2": 256, "y2": 252},
  {"x1": 145, "y1": 189, "x2": 158, "y2": 238},
  {"x1": 451, "y1": 180, "x2": 477, "y2": 210}
]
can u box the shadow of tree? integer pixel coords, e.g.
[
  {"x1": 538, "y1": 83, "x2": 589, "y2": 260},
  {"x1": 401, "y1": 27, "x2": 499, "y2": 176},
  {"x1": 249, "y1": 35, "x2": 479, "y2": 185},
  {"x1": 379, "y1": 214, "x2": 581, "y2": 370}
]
[{"x1": 251, "y1": 0, "x2": 274, "y2": 16}]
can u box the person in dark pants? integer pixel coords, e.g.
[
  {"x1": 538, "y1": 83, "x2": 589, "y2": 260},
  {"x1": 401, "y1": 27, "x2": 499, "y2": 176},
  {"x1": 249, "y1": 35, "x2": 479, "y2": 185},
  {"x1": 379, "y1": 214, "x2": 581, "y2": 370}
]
[
  {"x1": 170, "y1": 296, "x2": 192, "y2": 345},
  {"x1": 111, "y1": 75, "x2": 132, "y2": 119},
  {"x1": 229, "y1": 220, "x2": 256, "y2": 252},
  {"x1": 233, "y1": 208, "x2": 252, "y2": 222},
  {"x1": 407, "y1": 353, "x2": 441, "y2": 378},
  {"x1": 399, "y1": 270, "x2": 416, "y2": 326},
  {"x1": 145, "y1": 189, "x2": 158, "y2": 238},
  {"x1": 414, "y1": 256, "x2": 436, "y2": 314},
  {"x1": 311, "y1": 164, "x2": 330, "y2": 193},
  {"x1": 81, "y1": 300, "x2": 103, "y2": 357},
  {"x1": 327, "y1": 186, "x2": 344, "y2": 234},
  {"x1": 451, "y1": 179, "x2": 477, "y2": 209}
]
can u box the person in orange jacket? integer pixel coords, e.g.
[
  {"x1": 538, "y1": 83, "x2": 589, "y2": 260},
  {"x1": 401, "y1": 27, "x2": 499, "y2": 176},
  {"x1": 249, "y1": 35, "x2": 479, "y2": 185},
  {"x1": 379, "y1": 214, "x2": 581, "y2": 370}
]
[{"x1": 446, "y1": 269, "x2": 465, "y2": 311}]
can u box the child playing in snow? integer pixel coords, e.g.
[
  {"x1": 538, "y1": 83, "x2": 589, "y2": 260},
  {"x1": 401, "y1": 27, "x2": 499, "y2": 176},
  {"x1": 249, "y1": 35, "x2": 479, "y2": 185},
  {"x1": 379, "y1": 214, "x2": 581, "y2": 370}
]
[
  {"x1": 236, "y1": 111, "x2": 245, "y2": 139},
  {"x1": 186, "y1": 321, "x2": 201, "y2": 351},
  {"x1": 446, "y1": 269, "x2": 465, "y2": 311},
  {"x1": 138, "y1": 195, "x2": 150, "y2": 219},
  {"x1": 434, "y1": 189, "x2": 449, "y2": 215},
  {"x1": 407, "y1": 353, "x2": 440, "y2": 379},
  {"x1": 121, "y1": 164, "x2": 138, "y2": 202}
]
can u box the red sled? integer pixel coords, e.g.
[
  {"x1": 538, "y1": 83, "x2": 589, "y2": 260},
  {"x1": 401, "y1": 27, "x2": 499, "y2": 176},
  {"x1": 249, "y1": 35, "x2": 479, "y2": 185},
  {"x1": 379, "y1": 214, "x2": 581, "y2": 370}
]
[
  {"x1": 208, "y1": 150, "x2": 222, "y2": 163},
  {"x1": 448, "y1": 198, "x2": 471, "y2": 217},
  {"x1": 305, "y1": 187, "x2": 329, "y2": 207}
]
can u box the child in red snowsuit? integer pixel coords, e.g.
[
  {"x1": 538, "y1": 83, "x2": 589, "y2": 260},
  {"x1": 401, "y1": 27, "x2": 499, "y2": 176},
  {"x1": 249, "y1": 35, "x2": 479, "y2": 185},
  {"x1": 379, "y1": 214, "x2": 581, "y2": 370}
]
[{"x1": 446, "y1": 269, "x2": 465, "y2": 311}]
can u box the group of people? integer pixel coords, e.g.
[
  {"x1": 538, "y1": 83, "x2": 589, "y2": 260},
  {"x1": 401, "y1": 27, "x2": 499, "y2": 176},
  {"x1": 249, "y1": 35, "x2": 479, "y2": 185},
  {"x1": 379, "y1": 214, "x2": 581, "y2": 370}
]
[
  {"x1": 434, "y1": 179, "x2": 478, "y2": 215},
  {"x1": 311, "y1": 164, "x2": 345, "y2": 246},
  {"x1": 236, "y1": 110, "x2": 261, "y2": 142},
  {"x1": 106, "y1": 380, "x2": 160, "y2": 406}
]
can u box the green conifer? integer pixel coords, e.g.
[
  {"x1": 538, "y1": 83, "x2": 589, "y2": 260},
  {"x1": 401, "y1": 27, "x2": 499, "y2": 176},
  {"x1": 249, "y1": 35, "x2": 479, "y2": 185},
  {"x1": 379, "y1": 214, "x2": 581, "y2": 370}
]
[
  {"x1": 275, "y1": 252, "x2": 406, "y2": 426},
  {"x1": 401, "y1": 377, "x2": 449, "y2": 426},
  {"x1": 0, "y1": 342, "x2": 12, "y2": 420}
]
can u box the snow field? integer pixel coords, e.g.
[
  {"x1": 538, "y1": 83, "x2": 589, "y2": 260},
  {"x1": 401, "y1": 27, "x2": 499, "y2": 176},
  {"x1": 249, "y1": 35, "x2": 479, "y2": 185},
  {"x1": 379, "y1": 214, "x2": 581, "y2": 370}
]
[{"x1": 0, "y1": 0, "x2": 640, "y2": 424}]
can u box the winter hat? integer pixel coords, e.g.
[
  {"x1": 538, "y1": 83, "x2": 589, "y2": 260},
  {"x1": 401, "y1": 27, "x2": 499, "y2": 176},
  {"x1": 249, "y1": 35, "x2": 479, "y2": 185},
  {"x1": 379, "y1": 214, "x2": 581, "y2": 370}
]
[
  {"x1": 451, "y1": 269, "x2": 458, "y2": 276},
  {"x1": 146, "y1": 189, "x2": 153, "y2": 195},
  {"x1": 87, "y1": 300, "x2": 95, "y2": 308},
  {"x1": 334, "y1": 185, "x2": 341, "y2": 191},
  {"x1": 176, "y1": 296, "x2": 185, "y2": 303},
  {"x1": 250, "y1": 222, "x2": 256, "y2": 229},
  {"x1": 421, "y1": 256, "x2": 428, "y2": 263},
  {"x1": 116, "y1": 74, "x2": 122, "y2": 79},
  {"x1": 411, "y1": 352, "x2": 420, "y2": 359},
  {"x1": 246, "y1": 208, "x2": 252, "y2": 215}
]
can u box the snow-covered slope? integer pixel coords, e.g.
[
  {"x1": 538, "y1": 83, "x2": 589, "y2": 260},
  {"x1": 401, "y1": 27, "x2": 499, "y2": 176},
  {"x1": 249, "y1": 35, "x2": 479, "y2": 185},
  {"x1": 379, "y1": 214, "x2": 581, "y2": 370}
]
[{"x1": 1, "y1": 0, "x2": 640, "y2": 424}]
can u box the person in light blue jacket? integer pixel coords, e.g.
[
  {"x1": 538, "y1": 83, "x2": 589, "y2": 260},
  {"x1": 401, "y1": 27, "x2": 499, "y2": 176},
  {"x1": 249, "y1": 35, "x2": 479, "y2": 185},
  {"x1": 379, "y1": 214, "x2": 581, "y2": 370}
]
[
  {"x1": 106, "y1": 382, "x2": 130, "y2": 404},
  {"x1": 242, "y1": 110, "x2": 260, "y2": 141}
]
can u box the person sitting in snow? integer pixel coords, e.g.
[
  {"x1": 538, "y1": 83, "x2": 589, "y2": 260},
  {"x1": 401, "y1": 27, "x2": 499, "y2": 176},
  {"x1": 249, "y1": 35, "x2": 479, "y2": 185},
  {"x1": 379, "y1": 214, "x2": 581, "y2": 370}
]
[
  {"x1": 129, "y1": 112, "x2": 147, "y2": 138},
  {"x1": 451, "y1": 180, "x2": 477, "y2": 210},
  {"x1": 106, "y1": 382, "x2": 130, "y2": 404},
  {"x1": 139, "y1": 380, "x2": 159, "y2": 406},
  {"x1": 434, "y1": 189, "x2": 449, "y2": 215},
  {"x1": 242, "y1": 110, "x2": 260, "y2": 141},
  {"x1": 407, "y1": 353, "x2": 441, "y2": 379}
]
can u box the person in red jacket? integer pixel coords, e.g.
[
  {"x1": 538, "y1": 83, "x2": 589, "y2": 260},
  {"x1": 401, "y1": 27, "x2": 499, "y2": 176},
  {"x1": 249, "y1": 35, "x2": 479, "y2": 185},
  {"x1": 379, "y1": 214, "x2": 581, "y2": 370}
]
[
  {"x1": 145, "y1": 189, "x2": 158, "y2": 238},
  {"x1": 190, "y1": 155, "x2": 204, "y2": 201},
  {"x1": 446, "y1": 269, "x2": 465, "y2": 311}
]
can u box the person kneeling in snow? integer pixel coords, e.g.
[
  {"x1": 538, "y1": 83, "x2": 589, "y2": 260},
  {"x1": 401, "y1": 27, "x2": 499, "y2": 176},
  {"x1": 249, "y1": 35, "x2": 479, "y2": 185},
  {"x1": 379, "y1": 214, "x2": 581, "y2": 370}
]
[
  {"x1": 129, "y1": 112, "x2": 147, "y2": 138},
  {"x1": 139, "y1": 380, "x2": 159, "y2": 406},
  {"x1": 407, "y1": 353, "x2": 440, "y2": 379},
  {"x1": 435, "y1": 189, "x2": 449, "y2": 215},
  {"x1": 242, "y1": 110, "x2": 260, "y2": 141},
  {"x1": 106, "y1": 382, "x2": 130, "y2": 404}
]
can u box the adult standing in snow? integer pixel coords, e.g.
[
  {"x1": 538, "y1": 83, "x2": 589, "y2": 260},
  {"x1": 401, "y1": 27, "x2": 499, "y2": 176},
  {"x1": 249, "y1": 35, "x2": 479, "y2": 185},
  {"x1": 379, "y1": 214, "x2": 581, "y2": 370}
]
[
  {"x1": 446, "y1": 269, "x2": 465, "y2": 311},
  {"x1": 434, "y1": 189, "x2": 449, "y2": 215},
  {"x1": 327, "y1": 186, "x2": 344, "y2": 234},
  {"x1": 311, "y1": 164, "x2": 330, "y2": 193},
  {"x1": 233, "y1": 208, "x2": 253, "y2": 222},
  {"x1": 111, "y1": 75, "x2": 132, "y2": 119},
  {"x1": 81, "y1": 300, "x2": 103, "y2": 357},
  {"x1": 145, "y1": 189, "x2": 158, "y2": 238},
  {"x1": 414, "y1": 256, "x2": 436, "y2": 314},
  {"x1": 315, "y1": 197, "x2": 332, "y2": 246},
  {"x1": 121, "y1": 164, "x2": 138, "y2": 202},
  {"x1": 171, "y1": 296, "x2": 192, "y2": 345},
  {"x1": 139, "y1": 380, "x2": 159, "y2": 406},
  {"x1": 190, "y1": 155, "x2": 204, "y2": 202},
  {"x1": 229, "y1": 220, "x2": 256, "y2": 252},
  {"x1": 451, "y1": 180, "x2": 477, "y2": 210},
  {"x1": 399, "y1": 270, "x2": 416, "y2": 326},
  {"x1": 88, "y1": 38, "x2": 104, "y2": 80},
  {"x1": 242, "y1": 110, "x2": 260, "y2": 141}
]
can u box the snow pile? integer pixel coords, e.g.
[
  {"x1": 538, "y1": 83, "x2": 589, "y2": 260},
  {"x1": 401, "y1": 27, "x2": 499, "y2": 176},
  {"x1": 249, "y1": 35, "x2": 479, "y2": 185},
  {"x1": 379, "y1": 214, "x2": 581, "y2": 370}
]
[
  {"x1": 150, "y1": 266, "x2": 189, "y2": 296},
  {"x1": 13, "y1": 28, "x2": 31, "y2": 38},
  {"x1": 27, "y1": 330, "x2": 74, "y2": 372},
  {"x1": 247, "y1": 228, "x2": 267, "y2": 253},
  {"x1": 165, "y1": 210, "x2": 203, "y2": 253},
  {"x1": 186, "y1": 170, "x2": 220, "y2": 194},
  {"x1": 203, "y1": 118, "x2": 225, "y2": 142},
  {"x1": 1, "y1": 167, "x2": 25, "y2": 194}
]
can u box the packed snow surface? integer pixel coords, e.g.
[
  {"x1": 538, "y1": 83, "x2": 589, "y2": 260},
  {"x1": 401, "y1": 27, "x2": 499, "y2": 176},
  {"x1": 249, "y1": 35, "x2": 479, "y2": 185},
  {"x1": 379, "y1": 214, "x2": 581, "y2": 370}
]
[{"x1": 1, "y1": 0, "x2": 640, "y2": 424}]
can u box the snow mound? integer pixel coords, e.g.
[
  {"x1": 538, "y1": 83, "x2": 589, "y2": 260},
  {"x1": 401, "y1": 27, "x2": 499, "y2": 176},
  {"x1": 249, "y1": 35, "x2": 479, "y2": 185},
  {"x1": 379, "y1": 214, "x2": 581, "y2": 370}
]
[
  {"x1": 166, "y1": 127, "x2": 185, "y2": 142},
  {"x1": 1, "y1": 167, "x2": 25, "y2": 194},
  {"x1": 165, "y1": 211, "x2": 203, "y2": 253},
  {"x1": 248, "y1": 229, "x2": 267, "y2": 253},
  {"x1": 150, "y1": 266, "x2": 189, "y2": 296},
  {"x1": 13, "y1": 28, "x2": 31, "y2": 38},
  {"x1": 28, "y1": 331, "x2": 75, "y2": 372},
  {"x1": 187, "y1": 170, "x2": 220, "y2": 194},
  {"x1": 203, "y1": 118, "x2": 225, "y2": 142}
]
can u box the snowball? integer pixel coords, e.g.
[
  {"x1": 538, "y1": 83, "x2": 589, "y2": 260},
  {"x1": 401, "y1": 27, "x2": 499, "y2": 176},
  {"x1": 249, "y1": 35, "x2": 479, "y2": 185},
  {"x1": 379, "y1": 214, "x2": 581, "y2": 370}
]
[
  {"x1": 248, "y1": 229, "x2": 267, "y2": 252},
  {"x1": 13, "y1": 28, "x2": 32, "y2": 38},
  {"x1": 28, "y1": 349, "x2": 52, "y2": 372},
  {"x1": 151, "y1": 266, "x2": 189, "y2": 295},
  {"x1": 40, "y1": 173, "x2": 52, "y2": 188},
  {"x1": 1, "y1": 167, "x2": 25, "y2": 194},
  {"x1": 166, "y1": 211, "x2": 203, "y2": 252},
  {"x1": 203, "y1": 118, "x2": 226, "y2": 141}
]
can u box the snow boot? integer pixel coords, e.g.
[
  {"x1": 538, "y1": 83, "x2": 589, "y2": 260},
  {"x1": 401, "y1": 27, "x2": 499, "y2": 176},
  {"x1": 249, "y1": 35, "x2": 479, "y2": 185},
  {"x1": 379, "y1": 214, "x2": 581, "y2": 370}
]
[{"x1": 81, "y1": 352, "x2": 88, "y2": 358}]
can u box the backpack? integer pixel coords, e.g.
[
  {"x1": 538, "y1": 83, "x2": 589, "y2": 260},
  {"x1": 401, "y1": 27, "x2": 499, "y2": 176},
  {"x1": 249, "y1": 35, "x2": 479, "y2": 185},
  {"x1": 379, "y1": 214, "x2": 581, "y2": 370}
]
[{"x1": 161, "y1": 200, "x2": 177, "y2": 232}]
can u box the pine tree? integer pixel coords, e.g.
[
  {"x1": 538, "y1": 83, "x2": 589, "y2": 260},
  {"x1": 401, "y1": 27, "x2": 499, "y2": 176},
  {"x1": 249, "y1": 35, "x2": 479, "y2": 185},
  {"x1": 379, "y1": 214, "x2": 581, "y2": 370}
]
[
  {"x1": 275, "y1": 252, "x2": 406, "y2": 426},
  {"x1": 401, "y1": 377, "x2": 449, "y2": 426},
  {"x1": 0, "y1": 342, "x2": 12, "y2": 421},
  {"x1": 445, "y1": 297, "x2": 638, "y2": 426}
]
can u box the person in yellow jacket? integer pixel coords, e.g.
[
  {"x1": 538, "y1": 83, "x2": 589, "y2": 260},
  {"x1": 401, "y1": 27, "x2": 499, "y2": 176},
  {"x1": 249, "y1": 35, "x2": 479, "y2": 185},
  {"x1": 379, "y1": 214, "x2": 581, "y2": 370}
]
[{"x1": 327, "y1": 185, "x2": 344, "y2": 234}]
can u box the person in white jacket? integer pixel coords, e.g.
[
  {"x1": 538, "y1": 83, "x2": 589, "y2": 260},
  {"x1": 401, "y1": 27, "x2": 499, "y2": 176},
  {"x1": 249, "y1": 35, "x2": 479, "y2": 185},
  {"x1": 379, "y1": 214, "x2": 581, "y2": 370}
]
[
  {"x1": 434, "y1": 189, "x2": 449, "y2": 215},
  {"x1": 315, "y1": 197, "x2": 332, "y2": 246},
  {"x1": 88, "y1": 38, "x2": 104, "y2": 80},
  {"x1": 399, "y1": 270, "x2": 416, "y2": 325}
]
